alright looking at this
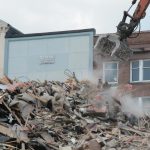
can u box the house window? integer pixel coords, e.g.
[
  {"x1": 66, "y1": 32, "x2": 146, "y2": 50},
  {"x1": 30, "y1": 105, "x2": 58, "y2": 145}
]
[
  {"x1": 131, "y1": 61, "x2": 139, "y2": 81},
  {"x1": 103, "y1": 62, "x2": 118, "y2": 84},
  {"x1": 131, "y1": 60, "x2": 150, "y2": 82},
  {"x1": 143, "y1": 60, "x2": 150, "y2": 80},
  {"x1": 138, "y1": 97, "x2": 150, "y2": 114}
]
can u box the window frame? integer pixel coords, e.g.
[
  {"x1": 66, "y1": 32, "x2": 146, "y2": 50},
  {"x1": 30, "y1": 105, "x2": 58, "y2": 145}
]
[
  {"x1": 138, "y1": 97, "x2": 150, "y2": 113},
  {"x1": 130, "y1": 59, "x2": 150, "y2": 83},
  {"x1": 103, "y1": 61, "x2": 119, "y2": 84}
]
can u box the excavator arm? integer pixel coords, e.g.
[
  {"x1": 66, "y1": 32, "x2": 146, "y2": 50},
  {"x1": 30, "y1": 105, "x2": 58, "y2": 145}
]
[
  {"x1": 133, "y1": 0, "x2": 150, "y2": 21},
  {"x1": 117, "y1": 0, "x2": 150, "y2": 40},
  {"x1": 95, "y1": 0, "x2": 150, "y2": 60}
]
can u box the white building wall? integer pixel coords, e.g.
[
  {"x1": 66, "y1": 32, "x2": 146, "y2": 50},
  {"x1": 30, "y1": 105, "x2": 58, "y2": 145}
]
[
  {"x1": 0, "y1": 20, "x2": 8, "y2": 75},
  {"x1": 5, "y1": 31, "x2": 94, "y2": 81}
]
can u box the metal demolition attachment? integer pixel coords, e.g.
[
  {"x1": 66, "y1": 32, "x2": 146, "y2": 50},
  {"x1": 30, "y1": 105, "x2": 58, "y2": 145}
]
[
  {"x1": 94, "y1": 0, "x2": 150, "y2": 61},
  {"x1": 94, "y1": 34, "x2": 133, "y2": 61}
]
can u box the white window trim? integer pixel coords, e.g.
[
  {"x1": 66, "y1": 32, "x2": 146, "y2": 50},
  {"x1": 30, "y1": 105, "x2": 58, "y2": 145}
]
[
  {"x1": 103, "y1": 61, "x2": 119, "y2": 84},
  {"x1": 138, "y1": 97, "x2": 150, "y2": 110},
  {"x1": 136, "y1": 97, "x2": 150, "y2": 105},
  {"x1": 130, "y1": 59, "x2": 150, "y2": 83}
]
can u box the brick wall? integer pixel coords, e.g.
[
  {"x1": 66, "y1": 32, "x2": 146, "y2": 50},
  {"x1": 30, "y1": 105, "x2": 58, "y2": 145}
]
[
  {"x1": 94, "y1": 31, "x2": 150, "y2": 97},
  {"x1": 128, "y1": 32, "x2": 150, "y2": 97}
]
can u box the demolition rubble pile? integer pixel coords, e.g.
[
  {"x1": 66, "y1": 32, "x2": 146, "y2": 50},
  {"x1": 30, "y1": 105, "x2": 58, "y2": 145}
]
[{"x1": 0, "y1": 76, "x2": 150, "y2": 150}]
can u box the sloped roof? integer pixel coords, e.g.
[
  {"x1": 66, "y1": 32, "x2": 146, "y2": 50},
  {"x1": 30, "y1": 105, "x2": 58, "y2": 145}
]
[
  {"x1": 6, "y1": 24, "x2": 23, "y2": 37},
  {"x1": 0, "y1": 19, "x2": 23, "y2": 37}
]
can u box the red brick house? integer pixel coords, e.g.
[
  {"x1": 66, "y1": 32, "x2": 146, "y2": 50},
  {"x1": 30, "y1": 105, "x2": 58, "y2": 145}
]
[{"x1": 94, "y1": 31, "x2": 150, "y2": 112}]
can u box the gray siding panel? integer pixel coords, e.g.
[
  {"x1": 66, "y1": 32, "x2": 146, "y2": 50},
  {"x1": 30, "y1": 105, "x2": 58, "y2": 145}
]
[{"x1": 5, "y1": 31, "x2": 94, "y2": 81}]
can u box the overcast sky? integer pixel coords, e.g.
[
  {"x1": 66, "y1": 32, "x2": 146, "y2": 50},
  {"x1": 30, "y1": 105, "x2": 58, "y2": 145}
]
[{"x1": 0, "y1": 0, "x2": 149, "y2": 34}]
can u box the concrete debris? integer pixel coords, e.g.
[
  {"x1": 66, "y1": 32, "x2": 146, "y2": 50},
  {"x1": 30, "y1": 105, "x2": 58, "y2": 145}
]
[
  {"x1": 59, "y1": 146, "x2": 73, "y2": 150},
  {"x1": 0, "y1": 75, "x2": 149, "y2": 150}
]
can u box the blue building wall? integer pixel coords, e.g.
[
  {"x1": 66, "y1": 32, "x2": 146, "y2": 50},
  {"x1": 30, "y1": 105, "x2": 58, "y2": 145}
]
[{"x1": 4, "y1": 30, "x2": 94, "y2": 81}]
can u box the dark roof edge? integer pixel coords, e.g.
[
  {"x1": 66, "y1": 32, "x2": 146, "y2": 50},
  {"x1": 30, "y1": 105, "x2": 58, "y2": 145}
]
[
  {"x1": 95, "y1": 30, "x2": 150, "y2": 36},
  {"x1": 6, "y1": 28, "x2": 96, "y2": 38}
]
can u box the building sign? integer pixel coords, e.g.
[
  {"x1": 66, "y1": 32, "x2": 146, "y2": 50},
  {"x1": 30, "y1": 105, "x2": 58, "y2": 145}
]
[{"x1": 40, "y1": 56, "x2": 55, "y2": 64}]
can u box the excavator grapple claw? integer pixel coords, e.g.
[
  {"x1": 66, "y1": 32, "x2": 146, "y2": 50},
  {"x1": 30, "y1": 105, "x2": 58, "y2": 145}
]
[{"x1": 94, "y1": 34, "x2": 133, "y2": 61}]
